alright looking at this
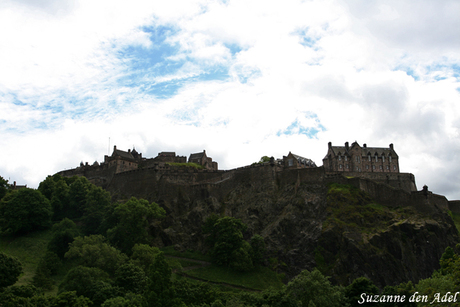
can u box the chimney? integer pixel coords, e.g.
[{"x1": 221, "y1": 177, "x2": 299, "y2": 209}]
[
  {"x1": 345, "y1": 142, "x2": 349, "y2": 150},
  {"x1": 363, "y1": 143, "x2": 367, "y2": 148},
  {"x1": 128, "y1": 149, "x2": 131, "y2": 153},
  {"x1": 390, "y1": 143, "x2": 394, "y2": 150},
  {"x1": 113, "y1": 145, "x2": 117, "y2": 151},
  {"x1": 328, "y1": 142, "x2": 332, "y2": 149},
  {"x1": 13, "y1": 181, "x2": 16, "y2": 189}
]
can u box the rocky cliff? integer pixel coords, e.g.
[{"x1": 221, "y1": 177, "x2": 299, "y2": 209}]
[{"x1": 105, "y1": 166, "x2": 459, "y2": 288}]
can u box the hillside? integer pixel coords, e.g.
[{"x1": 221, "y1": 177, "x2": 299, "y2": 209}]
[{"x1": 103, "y1": 166, "x2": 459, "y2": 288}]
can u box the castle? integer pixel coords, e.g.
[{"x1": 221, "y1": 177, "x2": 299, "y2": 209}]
[
  {"x1": 322, "y1": 141, "x2": 399, "y2": 173},
  {"x1": 57, "y1": 141, "x2": 459, "y2": 214}
]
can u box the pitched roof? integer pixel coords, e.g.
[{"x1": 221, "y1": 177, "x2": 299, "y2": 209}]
[
  {"x1": 290, "y1": 153, "x2": 317, "y2": 167},
  {"x1": 328, "y1": 142, "x2": 398, "y2": 158},
  {"x1": 113, "y1": 149, "x2": 135, "y2": 160},
  {"x1": 189, "y1": 151, "x2": 206, "y2": 160}
]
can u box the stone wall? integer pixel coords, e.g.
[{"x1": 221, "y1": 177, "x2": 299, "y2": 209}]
[{"x1": 449, "y1": 201, "x2": 460, "y2": 214}]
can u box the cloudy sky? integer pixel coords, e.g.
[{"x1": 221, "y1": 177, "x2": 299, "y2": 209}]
[{"x1": 1, "y1": 0, "x2": 459, "y2": 199}]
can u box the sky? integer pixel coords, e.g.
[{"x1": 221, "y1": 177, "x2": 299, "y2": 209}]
[{"x1": 1, "y1": 0, "x2": 460, "y2": 199}]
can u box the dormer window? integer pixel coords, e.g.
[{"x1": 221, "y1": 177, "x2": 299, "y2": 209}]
[
  {"x1": 389, "y1": 156, "x2": 392, "y2": 162},
  {"x1": 375, "y1": 156, "x2": 378, "y2": 162},
  {"x1": 338, "y1": 155, "x2": 342, "y2": 161},
  {"x1": 344, "y1": 156, "x2": 348, "y2": 161},
  {"x1": 382, "y1": 155, "x2": 385, "y2": 162}
]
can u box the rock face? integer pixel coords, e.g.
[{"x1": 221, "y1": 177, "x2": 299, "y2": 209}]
[{"x1": 104, "y1": 166, "x2": 459, "y2": 288}]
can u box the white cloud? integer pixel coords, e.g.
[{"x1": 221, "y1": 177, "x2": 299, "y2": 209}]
[{"x1": 1, "y1": 0, "x2": 460, "y2": 201}]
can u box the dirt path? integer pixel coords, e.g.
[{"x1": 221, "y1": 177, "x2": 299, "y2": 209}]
[{"x1": 165, "y1": 255, "x2": 260, "y2": 292}]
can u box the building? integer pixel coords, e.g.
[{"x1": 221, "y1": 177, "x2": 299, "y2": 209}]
[
  {"x1": 283, "y1": 152, "x2": 317, "y2": 169},
  {"x1": 103, "y1": 146, "x2": 143, "y2": 174},
  {"x1": 322, "y1": 141, "x2": 399, "y2": 173},
  {"x1": 188, "y1": 150, "x2": 218, "y2": 170}
]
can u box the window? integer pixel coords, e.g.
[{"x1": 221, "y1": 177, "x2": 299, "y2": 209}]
[
  {"x1": 375, "y1": 156, "x2": 378, "y2": 162},
  {"x1": 366, "y1": 165, "x2": 369, "y2": 170},
  {"x1": 288, "y1": 159, "x2": 293, "y2": 166},
  {"x1": 339, "y1": 164, "x2": 343, "y2": 169},
  {"x1": 380, "y1": 165, "x2": 383, "y2": 170},
  {"x1": 393, "y1": 166, "x2": 397, "y2": 170},
  {"x1": 356, "y1": 166, "x2": 359, "y2": 171},
  {"x1": 345, "y1": 156, "x2": 348, "y2": 161},
  {"x1": 389, "y1": 156, "x2": 392, "y2": 162},
  {"x1": 373, "y1": 165, "x2": 376, "y2": 170},
  {"x1": 386, "y1": 165, "x2": 389, "y2": 170},
  {"x1": 338, "y1": 155, "x2": 341, "y2": 161},
  {"x1": 368, "y1": 155, "x2": 371, "y2": 161},
  {"x1": 382, "y1": 156, "x2": 385, "y2": 162},
  {"x1": 346, "y1": 164, "x2": 349, "y2": 169}
]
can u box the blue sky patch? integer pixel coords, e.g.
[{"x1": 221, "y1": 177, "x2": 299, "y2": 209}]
[{"x1": 277, "y1": 115, "x2": 325, "y2": 138}]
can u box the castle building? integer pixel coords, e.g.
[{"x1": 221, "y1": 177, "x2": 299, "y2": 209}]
[
  {"x1": 283, "y1": 152, "x2": 317, "y2": 169},
  {"x1": 188, "y1": 150, "x2": 218, "y2": 170},
  {"x1": 322, "y1": 141, "x2": 399, "y2": 173},
  {"x1": 103, "y1": 146, "x2": 143, "y2": 174}
]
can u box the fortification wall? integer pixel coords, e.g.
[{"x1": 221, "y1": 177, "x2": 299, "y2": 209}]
[
  {"x1": 449, "y1": 201, "x2": 460, "y2": 214},
  {"x1": 326, "y1": 172, "x2": 417, "y2": 193}
]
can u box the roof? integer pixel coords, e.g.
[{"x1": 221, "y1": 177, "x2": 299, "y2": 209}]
[
  {"x1": 112, "y1": 149, "x2": 135, "y2": 161},
  {"x1": 290, "y1": 153, "x2": 317, "y2": 167},
  {"x1": 327, "y1": 142, "x2": 398, "y2": 158},
  {"x1": 189, "y1": 152, "x2": 206, "y2": 160}
]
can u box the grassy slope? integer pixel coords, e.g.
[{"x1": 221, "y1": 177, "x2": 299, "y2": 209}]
[
  {"x1": 0, "y1": 231, "x2": 284, "y2": 293},
  {"x1": 0, "y1": 230, "x2": 52, "y2": 286}
]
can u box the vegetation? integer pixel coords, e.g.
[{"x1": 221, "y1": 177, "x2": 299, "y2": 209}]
[
  {"x1": 251, "y1": 156, "x2": 271, "y2": 166},
  {"x1": 1, "y1": 174, "x2": 460, "y2": 306},
  {"x1": 166, "y1": 162, "x2": 205, "y2": 169},
  {"x1": 0, "y1": 188, "x2": 52, "y2": 234}
]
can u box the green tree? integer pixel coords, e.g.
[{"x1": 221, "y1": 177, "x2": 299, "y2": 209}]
[
  {"x1": 344, "y1": 276, "x2": 379, "y2": 307},
  {"x1": 82, "y1": 185, "x2": 111, "y2": 235},
  {"x1": 32, "y1": 251, "x2": 61, "y2": 290},
  {"x1": 286, "y1": 268, "x2": 346, "y2": 307},
  {"x1": 0, "y1": 252, "x2": 23, "y2": 288},
  {"x1": 130, "y1": 244, "x2": 161, "y2": 272},
  {"x1": 115, "y1": 262, "x2": 147, "y2": 294},
  {"x1": 0, "y1": 188, "x2": 52, "y2": 234},
  {"x1": 48, "y1": 218, "x2": 81, "y2": 259},
  {"x1": 51, "y1": 291, "x2": 93, "y2": 307},
  {"x1": 0, "y1": 175, "x2": 9, "y2": 200},
  {"x1": 106, "y1": 197, "x2": 165, "y2": 255},
  {"x1": 65, "y1": 235, "x2": 128, "y2": 276},
  {"x1": 249, "y1": 234, "x2": 266, "y2": 266},
  {"x1": 59, "y1": 265, "x2": 117, "y2": 305},
  {"x1": 145, "y1": 252, "x2": 178, "y2": 307},
  {"x1": 203, "y1": 216, "x2": 248, "y2": 268}
]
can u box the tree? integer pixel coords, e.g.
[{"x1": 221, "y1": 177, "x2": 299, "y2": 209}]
[
  {"x1": 115, "y1": 262, "x2": 147, "y2": 294},
  {"x1": 130, "y1": 244, "x2": 162, "y2": 272},
  {"x1": 0, "y1": 175, "x2": 9, "y2": 200},
  {"x1": 106, "y1": 197, "x2": 165, "y2": 255},
  {"x1": 47, "y1": 218, "x2": 81, "y2": 259},
  {"x1": 82, "y1": 185, "x2": 111, "y2": 235},
  {"x1": 0, "y1": 188, "x2": 52, "y2": 234},
  {"x1": 0, "y1": 252, "x2": 22, "y2": 288},
  {"x1": 249, "y1": 234, "x2": 266, "y2": 266},
  {"x1": 344, "y1": 276, "x2": 379, "y2": 307},
  {"x1": 287, "y1": 268, "x2": 346, "y2": 307},
  {"x1": 65, "y1": 235, "x2": 128, "y2": 276},
  {"x1": 203, "y1": 216, "x2": 249, "y2": 269},
  {"x1": 145, "y1": 252, "x2": 178, "y2": 307},
  {"x1": 59, "y1": 265, "x2": 117, "y2": 305}
]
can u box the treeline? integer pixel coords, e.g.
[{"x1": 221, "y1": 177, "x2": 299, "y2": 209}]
[{"x1": 1, "y1": 175, "x2": 460, "y2": 306}]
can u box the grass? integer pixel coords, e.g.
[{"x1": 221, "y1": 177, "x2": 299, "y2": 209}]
[
  {"x1": 183, "y1": 265, "x2": 284, "y2": 291},
  {"x1": 161, "y1": 246, "x2": 212, "y2": 262},
  {"x1": 166, "y1": 162, "x2": 205, "y2": 169},
  {"x1": 0, "y1": 230, "x2": 53, "y2": 286},
  {"x1": 451, "y1": 212, "x2": 460, "y2": 233}
]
